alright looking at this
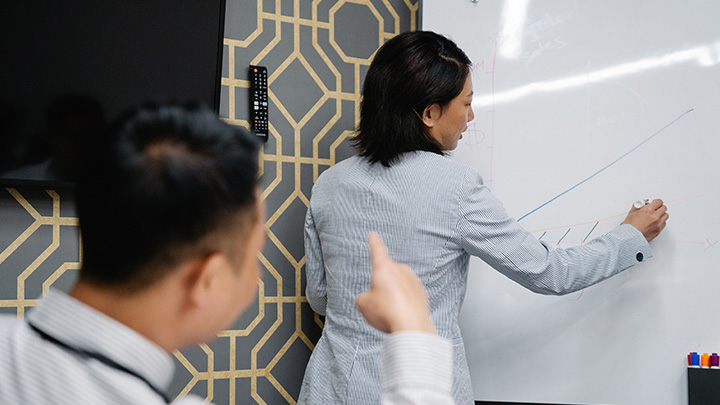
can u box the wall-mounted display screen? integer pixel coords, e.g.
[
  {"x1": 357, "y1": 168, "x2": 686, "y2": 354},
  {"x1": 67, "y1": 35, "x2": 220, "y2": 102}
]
[{"x1": 0, "y1": 1, "x2": 226, "y2": 185}]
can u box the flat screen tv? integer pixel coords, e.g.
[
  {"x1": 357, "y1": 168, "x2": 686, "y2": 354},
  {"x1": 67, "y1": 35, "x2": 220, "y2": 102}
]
[{"x1": 0, "y1": 1, "x2": 226, "y2": 186}]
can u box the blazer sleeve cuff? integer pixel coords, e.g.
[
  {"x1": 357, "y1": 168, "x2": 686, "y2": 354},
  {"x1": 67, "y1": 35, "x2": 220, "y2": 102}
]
[{"x1": 611, "y1": 223, "x2": 653, "y2": 265}]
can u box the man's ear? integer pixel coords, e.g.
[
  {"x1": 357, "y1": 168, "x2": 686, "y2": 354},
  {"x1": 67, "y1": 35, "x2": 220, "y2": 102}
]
[
  {"x1": 421, "y1": 104, "x2": 443, "y2": 128},
  {"x1": 186, "y1": 253, "x2": 228, "y2": 308}
]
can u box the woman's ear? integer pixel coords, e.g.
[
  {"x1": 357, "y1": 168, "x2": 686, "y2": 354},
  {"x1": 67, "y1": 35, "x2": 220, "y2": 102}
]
[{"x1": 422, "y1": 104, "x2": 443, "y2": 128}]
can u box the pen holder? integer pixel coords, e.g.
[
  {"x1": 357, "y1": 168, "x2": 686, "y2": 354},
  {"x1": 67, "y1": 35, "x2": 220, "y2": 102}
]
[{"x1": 688, "y1": 367, "x2": 720, "y2": 404}]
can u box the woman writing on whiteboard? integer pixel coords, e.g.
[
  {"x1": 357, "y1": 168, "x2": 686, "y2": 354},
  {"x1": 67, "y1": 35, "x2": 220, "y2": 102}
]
[{"x1": 298, "y1": 30, "x2": 668, "y2": 405}]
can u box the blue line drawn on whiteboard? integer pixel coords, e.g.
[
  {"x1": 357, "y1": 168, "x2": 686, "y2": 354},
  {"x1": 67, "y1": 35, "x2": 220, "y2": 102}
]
[{"x1": 517, "y1": 108, "x2": 695, "y2": 222}]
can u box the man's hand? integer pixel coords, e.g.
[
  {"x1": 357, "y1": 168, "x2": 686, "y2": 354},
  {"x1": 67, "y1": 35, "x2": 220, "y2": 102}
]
[{"x1": 355, "y1": 233, "x2": 435, "y2": 334}]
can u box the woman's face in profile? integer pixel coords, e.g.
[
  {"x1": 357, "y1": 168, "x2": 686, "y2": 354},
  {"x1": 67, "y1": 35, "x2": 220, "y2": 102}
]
[{"x1": 427, "y1": 75, "x2": 475, "y2": 151}]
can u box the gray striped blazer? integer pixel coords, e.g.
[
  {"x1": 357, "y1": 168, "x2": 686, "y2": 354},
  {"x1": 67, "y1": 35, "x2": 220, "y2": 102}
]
[{"x1": 298, "y1": 151, "x2": 651, "y2": 404}]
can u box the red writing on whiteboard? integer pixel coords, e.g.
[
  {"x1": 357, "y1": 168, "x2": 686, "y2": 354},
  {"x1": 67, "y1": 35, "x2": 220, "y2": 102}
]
[{"x1": 462, "y1": 122, "x2": 486, "y2": 150}]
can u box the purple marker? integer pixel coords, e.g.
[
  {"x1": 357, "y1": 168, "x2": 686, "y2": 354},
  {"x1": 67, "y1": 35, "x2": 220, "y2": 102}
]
[{"x1": 711, "y1": 353, "x2": 719, "y2": 369}]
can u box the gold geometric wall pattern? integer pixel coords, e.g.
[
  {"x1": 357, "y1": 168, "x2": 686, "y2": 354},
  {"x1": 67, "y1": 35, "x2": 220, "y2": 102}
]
[
  {"x1": 0, "y1": 1, "x2": 418, "y2": 404},
  {"x1": 178, "y1": 1, "x2": 417, "y2": 403},
  {"x1": 0, "y1": 188, "x2": 80, "y2": 319}
]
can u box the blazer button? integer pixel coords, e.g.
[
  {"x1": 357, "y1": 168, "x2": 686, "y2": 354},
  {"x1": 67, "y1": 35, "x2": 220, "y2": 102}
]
[{"x1": 636, "y1": 252, "x2": 644, "y2": 262}]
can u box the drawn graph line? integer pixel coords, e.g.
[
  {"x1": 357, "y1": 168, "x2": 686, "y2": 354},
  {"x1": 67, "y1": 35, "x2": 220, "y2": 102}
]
[
  {"x1": 705, "y1": 240, "x2": 718, "y2": 252},
  {"x1": 528, "y1": 194, "x2": 707, "y2": 233},
  {"x1": 556, "y1": 228, "x2": 571, "y2": 245},
  {"x1": 517, "y1": 108, "x2": 695, "y2": 222},
  {"x1": 563, "y1": 289, "x2": 584, "y2": 302},
  {"x1": 582, "y1": 222, "x2": 599, "y2": 244}
]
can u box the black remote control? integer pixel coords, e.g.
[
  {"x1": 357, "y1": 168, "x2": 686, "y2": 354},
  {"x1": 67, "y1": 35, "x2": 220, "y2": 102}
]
[{"x1": 249, "y1": 65, "x2": 269, "y2": 142}]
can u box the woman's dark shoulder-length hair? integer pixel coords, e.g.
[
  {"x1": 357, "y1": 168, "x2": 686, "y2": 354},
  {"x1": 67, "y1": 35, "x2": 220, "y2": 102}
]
[{"x1": 353, "y1": 30, "x2": 471, "y2": 167}]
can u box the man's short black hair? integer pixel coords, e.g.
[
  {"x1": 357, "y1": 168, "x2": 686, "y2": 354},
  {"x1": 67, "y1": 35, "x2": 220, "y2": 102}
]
[
  {"x1": 76, "y1": 102, "x2": 260, "y2": 291},
  {"x1": 353, "y1": 30, "x2": 471, "y2": 167}
]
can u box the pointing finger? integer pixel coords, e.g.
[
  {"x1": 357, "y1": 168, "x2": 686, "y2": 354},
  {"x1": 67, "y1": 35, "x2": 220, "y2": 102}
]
[{"x1": 368, "y1": 233, "x2": 389, "y2": 268}]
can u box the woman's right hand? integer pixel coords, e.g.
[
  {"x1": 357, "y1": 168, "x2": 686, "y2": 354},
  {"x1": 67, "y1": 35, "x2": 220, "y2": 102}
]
[{"x1": 621, "y1": 199, "x2": 669, "y2": 242}]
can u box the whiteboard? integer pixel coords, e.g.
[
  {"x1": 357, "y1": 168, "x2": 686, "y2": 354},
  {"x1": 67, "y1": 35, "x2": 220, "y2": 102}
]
[{"x1": 422, "y1": 1, "x2": 720, "y2": 404}]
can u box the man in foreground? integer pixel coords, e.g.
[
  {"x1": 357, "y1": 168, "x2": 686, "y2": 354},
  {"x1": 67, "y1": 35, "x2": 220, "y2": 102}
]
[{"x1": 0, "y1": 103, "x2": 452, "y2": 404}]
